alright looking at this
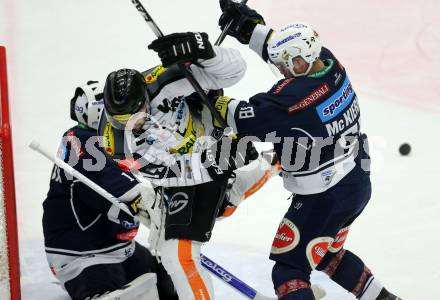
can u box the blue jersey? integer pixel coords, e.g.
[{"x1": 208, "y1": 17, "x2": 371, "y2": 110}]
[
  {"x1": 43, "y1": 126, "x2": 140, "y2": 253},
  {"x1": 219, "y1": 48, "x2": 369, "y2": 194}
]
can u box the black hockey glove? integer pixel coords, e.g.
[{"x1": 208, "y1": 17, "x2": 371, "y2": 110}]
[
  {"x1": 219, "y1": 0, "x2": 265, "y2": 44},
  {"x1": 202, "y1": 139, "x2": 259, "y2": 182},
  {"x1": 230, "y1": 139, "x2": 259, "y2": 169},
  {"x1": 148, "y1": 32, "x2": 215, "y2": 67}
]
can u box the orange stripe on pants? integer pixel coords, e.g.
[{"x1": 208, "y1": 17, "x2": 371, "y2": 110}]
[{"x1": 178, "y1": 240, "x2": 211, "y2": 300}]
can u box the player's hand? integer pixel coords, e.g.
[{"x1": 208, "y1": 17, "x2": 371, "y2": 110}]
[
  {"x1": 219, "y1": 0, "x2": 265, "y2": 44},
  {"x1": 217, "y1": 177, "x2": 239, "y2": 219},
  {"x1": 148, "y1": 32, "x2": 215, "y2": 67},
  {"x1": 229, "y1": 140, "x2": 259, "y2": 169},
  {"x1": 217, "y1": 200, "x2": 238, "y2": 219},
  {"x1": 126, "y1": 194, "x2": 143, "y2": 215},
  {"x1": 113, "y1": 204, "x2": 140, "y2": 241}
]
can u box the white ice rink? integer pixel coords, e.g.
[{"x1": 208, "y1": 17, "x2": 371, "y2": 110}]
[{"x1": 1, "y1": 0, "x2": 439, "y2": 299}]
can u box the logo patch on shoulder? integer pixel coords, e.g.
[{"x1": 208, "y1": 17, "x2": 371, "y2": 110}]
[
  {"x1": 273, "y1": 78, "x2": 295, "y2": 94},
  {"x1": 271, "y1": 218, "x2": 300, "y2": 254},
  {"x1": 288, "y1": 83, "x2": 330, "y2": 114},
  {"x1": 103, "y1": 122, "x2": 115, "y2": 156},
  {"x1": 306, "y1": 237, "x2": 334, "y2": 268},
  {"x1": 145, "y1": 65, "x2": 166, "y2": 83}
]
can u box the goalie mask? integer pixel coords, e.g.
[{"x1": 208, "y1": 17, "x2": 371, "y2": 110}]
[
  {"x1": 267, "y1": 22, "x2": 322, "y2": 77},
  {"x1": 103, "y1": 69, "x2": 150, "y2": 130},
  {"x1": 70, "y1": 80, "x2": 104, "y2": 130}
]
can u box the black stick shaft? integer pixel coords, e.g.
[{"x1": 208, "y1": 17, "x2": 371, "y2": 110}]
[
  {"x1": 131, "y1": 0, "x2": 163, "y2": 37},
  {"x1": 130, "y1": 0, "x2": 230, "y2": 130},
  {"x1": 215, "y1": 0, "x2": 249, "y2": 46}
]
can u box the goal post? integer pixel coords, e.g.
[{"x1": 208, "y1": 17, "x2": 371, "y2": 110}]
[{"x1": 0, "y1": 45, "x2": 21, "y2": 300}]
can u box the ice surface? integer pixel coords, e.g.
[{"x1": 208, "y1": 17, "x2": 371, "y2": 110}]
[{"x1": 0, "y1": 0, "x2": 439, "y2": 299}]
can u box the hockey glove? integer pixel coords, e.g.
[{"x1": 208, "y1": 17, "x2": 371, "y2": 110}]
[
  {"x1": 109, "y1": 203, "x2": 140, "y2": 241},
  {"x1": 148, "y1": 32, "x2": 215, "y2": 67},
  {"x1": 122, "y1": 182, "x2": 161, "y2": 230},
  {"x1": 219, "y1": 0, "x2": 265, "y2": 44},
  {"x1": 227, "y1": 139, "x2": 259, "y2": 170}
]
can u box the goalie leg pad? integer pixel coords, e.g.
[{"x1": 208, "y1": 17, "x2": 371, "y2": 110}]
[
  {"x1": 64, "y1": 263, "x2": 127, "y2": 300},
  {"x1": 97, "y1": 273, "x2": 160, "y2": 300}
]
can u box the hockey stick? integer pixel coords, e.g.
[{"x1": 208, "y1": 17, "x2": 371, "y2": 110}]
[
  {"x1": 29, "y1": 140, "x2": 161, "y2": 230},
  {"x1": 201, "y1": 255, "x2": 326, "y2": 300},
  {"x1": 201, "y1": 254, "x2": 276, "y2": 300},
  {"x1": 215, "y1": 0, "x2": 249, "y2": 46},
  {"x1": 130, "y1": 0, "x2": 231, "y2": 132},
  {"x1": 29, "y1": 140, "x2": 135, "y2": 217}
]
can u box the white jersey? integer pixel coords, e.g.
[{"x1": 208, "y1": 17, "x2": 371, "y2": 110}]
[{"x1": 99, "y1": 46, "x2": 246, "y2": 187}]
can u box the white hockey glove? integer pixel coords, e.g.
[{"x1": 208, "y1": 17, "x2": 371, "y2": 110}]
[
  {"x1": 147, "y1": 210, "x2": 166, "y2": 252},
  {"x1": 137, "y1": 183, "x2": 166, "y2": 251},
  {"x1": 137, "y1": 182, "x2": 161, "y2": 227},
  {"x1": 218, "y1": 150, "x2": 280, "y2": 219}
]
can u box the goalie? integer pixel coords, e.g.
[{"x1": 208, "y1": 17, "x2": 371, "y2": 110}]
[{"x1": 42, "y1": 81, "x2": 177, "y2": 300}]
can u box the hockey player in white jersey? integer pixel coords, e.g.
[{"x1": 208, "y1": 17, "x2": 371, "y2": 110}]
[
  {"x1": 100, "y1": 32, "x2": 280, "y2": 300},
  {"x1": 43, "y1": 81, "x2": 178, "y2": 300}
]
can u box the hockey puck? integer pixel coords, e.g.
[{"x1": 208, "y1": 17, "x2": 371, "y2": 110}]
[{"x1": 399, "y1": 143, "x2": 411, "y2": 156}]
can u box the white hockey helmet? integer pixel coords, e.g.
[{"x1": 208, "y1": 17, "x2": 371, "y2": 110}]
[
  {"x1": 267, "y1": 22, "x2": 322, "y2": 77},
  {"x1": 70, "y1": 80, "x2": 104, "y2": 130}
]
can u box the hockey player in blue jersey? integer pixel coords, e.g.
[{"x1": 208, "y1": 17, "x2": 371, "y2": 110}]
[
  {"x1": 42, "y1": 81, "x2": 177, "y2": 300},
  {"x1": 208, "y1": 1, "x2": 402, "y2": 299}
]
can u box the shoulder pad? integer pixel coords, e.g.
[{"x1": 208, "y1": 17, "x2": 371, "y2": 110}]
[
  {"x1": 141, "y1": 64, "x2": 185, "y2": 98},
  {"x1": 63, "y1": 126, "x2": 95, "y2": 140},
  {"x1": 97, "y1": 113, "x2": 126, "y2": 159}
]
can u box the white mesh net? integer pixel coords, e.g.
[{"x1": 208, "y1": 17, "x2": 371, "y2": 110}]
[{"x1": 0, "y1": 139, "x2": 11, "y2": 299}]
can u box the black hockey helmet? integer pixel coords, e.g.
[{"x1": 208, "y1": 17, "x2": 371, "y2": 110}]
[{"x1": 103, "y1": 68, "x2": 149, "y2": 118}]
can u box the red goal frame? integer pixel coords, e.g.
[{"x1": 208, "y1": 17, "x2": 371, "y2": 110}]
[{"x1": 0, "y1": 45, "x2": 21, "y2": 300}]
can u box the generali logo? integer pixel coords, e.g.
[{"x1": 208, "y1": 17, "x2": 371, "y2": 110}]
[{"x1": 288, "y1": 83, "x2": 330, "y2": 114}]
